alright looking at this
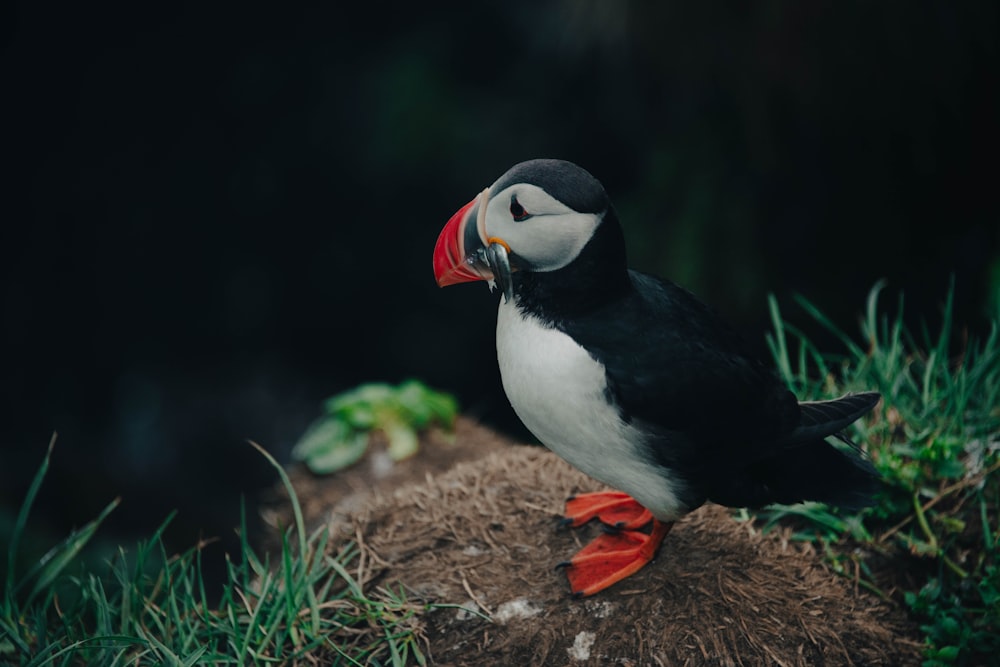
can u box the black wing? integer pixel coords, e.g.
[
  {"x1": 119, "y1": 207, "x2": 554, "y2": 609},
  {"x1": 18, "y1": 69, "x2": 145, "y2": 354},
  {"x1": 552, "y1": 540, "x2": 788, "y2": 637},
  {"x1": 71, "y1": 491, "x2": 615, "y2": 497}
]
[
  {"x1": 559, "y1": 271, "x2": 801, "y2": 463},
  {"x1": 559, "y1": 271, "x2": 881, "y2": 509}
]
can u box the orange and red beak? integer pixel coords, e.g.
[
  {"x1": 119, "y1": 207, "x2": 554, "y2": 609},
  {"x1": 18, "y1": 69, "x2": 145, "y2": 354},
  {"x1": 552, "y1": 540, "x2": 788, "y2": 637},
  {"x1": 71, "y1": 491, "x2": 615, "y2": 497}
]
[{"x1": 432, "y1": 187, "x2": 514, "y2": 302}]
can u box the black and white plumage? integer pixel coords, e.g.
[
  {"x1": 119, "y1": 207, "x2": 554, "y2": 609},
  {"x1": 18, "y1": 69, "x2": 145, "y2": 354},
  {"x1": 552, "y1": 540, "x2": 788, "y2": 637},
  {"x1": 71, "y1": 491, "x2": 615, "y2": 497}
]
[{"x1": 432, "y1": 158, "x2": 881, "y2": 595}]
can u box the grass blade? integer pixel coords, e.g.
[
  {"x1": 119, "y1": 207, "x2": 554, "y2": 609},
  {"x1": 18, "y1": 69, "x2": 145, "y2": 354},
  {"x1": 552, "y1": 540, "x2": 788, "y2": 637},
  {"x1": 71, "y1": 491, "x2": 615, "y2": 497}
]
[
  {"x1": 5, "y1": 434, "x2": 57, "y2": 603},
  {"x1": 25, "y1": 497, "x2": 121, "y2": 606},
  {"x1": 767, "y1": 294, "x2": 793, "y2": 384},
  {"x1": 248, "y1": 440, "x2": 307, "y2": 560}
]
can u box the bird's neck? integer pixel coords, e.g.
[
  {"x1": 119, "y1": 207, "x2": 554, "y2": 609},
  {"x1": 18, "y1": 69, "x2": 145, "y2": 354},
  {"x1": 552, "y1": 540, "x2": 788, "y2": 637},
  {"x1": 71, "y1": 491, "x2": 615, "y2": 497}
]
[{"x1": 512, "y1": 209, "x2": 631, "y2": 324}]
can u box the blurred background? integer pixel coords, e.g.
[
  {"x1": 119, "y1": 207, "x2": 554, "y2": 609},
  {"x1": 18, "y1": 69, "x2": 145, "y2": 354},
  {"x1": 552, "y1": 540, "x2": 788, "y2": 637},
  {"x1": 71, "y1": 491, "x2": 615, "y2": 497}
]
[{"x1": 2, "y1": 1, "x2": 997, "y2": 579}]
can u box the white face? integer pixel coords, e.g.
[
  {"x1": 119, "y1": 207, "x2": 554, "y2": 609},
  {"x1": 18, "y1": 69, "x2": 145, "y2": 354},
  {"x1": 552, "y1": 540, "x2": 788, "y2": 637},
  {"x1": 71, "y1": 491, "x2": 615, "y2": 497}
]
[{"x1": 483, "y1": 183, "x2": 603, "y2": 273}]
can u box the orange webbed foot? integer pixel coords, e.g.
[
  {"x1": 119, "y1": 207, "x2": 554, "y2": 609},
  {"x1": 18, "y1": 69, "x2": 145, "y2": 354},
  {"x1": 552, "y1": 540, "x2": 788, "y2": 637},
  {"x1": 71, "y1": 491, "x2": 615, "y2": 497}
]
[
  {"x1": 562, "y1": 490, "x2": 654, "y2": 530},
  {"x1": 558, "y1": 519, "x2": 674, "y2": 597}
]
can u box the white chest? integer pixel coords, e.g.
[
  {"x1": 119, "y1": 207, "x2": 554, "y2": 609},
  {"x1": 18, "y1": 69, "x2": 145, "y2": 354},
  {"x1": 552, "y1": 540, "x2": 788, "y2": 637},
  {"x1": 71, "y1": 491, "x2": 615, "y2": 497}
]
[{"x1": 495, "y1": 299, "x2": 686, "y2": 520}]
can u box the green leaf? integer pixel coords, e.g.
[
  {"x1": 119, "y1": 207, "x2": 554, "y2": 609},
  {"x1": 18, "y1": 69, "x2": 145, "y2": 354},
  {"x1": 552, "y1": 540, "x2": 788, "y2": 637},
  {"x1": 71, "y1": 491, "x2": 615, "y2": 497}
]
[
  {"x1": 394, "y1": 380, "x2": 437, "y2": 427},
  {"x1": 301, "y1": 430, "x2": 369, "y2": 474},
  {"x1": 292, "y1": 416, "x2": 374, "y2": 473},
  {"x1": 422, "y1": 390, "x2": 458, "y2": 427},
  {"x1": 934, "y1": 459, "x2": 966, "y2": 480},
  {"x1": 299, "y1": 381, "x2": 459, "y2": 474},
  {"x1": 291, "y1": 416, "x2": 349, "y2": 460},
  {"x1": 325, "y1": 383, "x2": 394, "y2": 414},
  {"x1": 933, "y1": 645, "x2": 960, "y2": 661},
  {"x1": 392, "y1": 380, "x2": 457, "y2": 428},
  {"x1": 898, "y1": 533, "x2": 939, "y2": 557},
  {"x1": 937, "y1": 615, "x2": 960, "y2": 638},
  {"x1": 935, "y1": 515, "x2": 966, "y2": 535},
  {"x1": 384, "y1": 421, "x2": 419, "y2": 461},
  {"x1": 341, "y1": 403, "x2": 377, "y2": 429}
]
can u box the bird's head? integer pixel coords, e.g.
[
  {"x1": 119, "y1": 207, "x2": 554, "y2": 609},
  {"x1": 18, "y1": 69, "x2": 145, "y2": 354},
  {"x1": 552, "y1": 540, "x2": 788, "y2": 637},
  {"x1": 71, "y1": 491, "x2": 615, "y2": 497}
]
[{"x1": 432, "y1": 159, "x2": 615, "y2": 303}]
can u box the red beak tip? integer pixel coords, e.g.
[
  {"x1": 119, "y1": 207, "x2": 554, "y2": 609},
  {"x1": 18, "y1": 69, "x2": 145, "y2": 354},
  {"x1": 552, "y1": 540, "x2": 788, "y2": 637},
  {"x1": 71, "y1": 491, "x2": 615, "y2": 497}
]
[{"x1": 432, "y1": 195, "x2": 489, "y2": 287}]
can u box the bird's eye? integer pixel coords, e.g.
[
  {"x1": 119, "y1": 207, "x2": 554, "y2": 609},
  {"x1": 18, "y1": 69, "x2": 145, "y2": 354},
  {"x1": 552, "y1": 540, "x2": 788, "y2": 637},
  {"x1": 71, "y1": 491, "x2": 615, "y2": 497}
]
[{"x1": 510, "y1": 195, "x2": 529, "y2": 221}]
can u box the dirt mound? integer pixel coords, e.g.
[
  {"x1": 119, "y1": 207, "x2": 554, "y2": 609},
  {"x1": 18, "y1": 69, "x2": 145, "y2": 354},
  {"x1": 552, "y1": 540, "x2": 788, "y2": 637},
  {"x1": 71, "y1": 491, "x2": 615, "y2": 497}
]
[
  {"x1": 263, "y1": 418, "x2": 921, "y2": 665},
  {"x1": 353, "y1": 441, "x2": 921, "y2": 666}
]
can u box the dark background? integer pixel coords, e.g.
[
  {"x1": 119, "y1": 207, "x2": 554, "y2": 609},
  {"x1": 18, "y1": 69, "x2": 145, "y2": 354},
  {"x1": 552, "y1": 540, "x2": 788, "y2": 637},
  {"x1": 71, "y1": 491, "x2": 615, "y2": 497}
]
[{"x1": 2, "y1": 2, "x2": 997, "y2": 574}]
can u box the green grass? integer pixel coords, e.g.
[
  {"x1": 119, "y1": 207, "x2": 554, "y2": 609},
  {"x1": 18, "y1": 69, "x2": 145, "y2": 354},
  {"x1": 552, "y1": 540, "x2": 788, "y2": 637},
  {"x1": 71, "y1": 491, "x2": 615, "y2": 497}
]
[
  {"x1": 5, "y1": 283, "x2": 996, "y2": 666},
  {"x1": 761, "y1": 281, "x2": 1000, "y2": 667},
  {"x1": 1, "y1": 440, "x2": 434, "y2": 666}
]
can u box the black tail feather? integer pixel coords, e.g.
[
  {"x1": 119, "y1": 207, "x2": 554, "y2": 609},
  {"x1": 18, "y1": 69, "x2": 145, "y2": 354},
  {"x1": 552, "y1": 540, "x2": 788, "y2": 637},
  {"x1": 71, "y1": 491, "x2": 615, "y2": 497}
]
[
  {"x1": 781, "y1": 391, "x2": 881, "y2": 446},
  {"x1": 755, "y1": 439, "x2": 880, "y2": 510},
  {"x1": 709, "y1": 439, "x2": 881, "y2": 511}
]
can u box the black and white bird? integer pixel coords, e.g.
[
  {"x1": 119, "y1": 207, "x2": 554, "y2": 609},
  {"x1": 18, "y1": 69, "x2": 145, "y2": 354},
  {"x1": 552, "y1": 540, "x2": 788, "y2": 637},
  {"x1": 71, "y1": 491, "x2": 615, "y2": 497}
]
[{"x1": 432, "y1": 159, "x2": 881, "y2": 597}]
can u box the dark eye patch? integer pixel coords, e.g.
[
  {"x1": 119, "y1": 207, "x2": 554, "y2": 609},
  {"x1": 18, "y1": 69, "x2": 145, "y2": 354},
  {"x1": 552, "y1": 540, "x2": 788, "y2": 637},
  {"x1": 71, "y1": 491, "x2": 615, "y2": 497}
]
[{"x1": 510, "y1": 194, "x2": 530, "y2": 221}]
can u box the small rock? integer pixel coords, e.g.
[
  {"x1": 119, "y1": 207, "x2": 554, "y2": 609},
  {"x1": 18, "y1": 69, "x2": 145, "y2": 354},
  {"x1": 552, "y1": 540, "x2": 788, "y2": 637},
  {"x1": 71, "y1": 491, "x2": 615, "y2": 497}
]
[
  {"x1": 584, "y1": 600, "x2": 614, "y2": 619},
  {"x1": 567, "y1": 631, "x2": 596, "y2": 661},
  {"x1": 492, "y1": 598, "x2": 542, "y2": 624}
]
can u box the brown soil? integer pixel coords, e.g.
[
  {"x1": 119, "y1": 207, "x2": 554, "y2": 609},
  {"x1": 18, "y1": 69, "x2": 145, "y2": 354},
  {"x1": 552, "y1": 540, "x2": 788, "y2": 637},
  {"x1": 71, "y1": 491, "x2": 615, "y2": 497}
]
[{"x1": 264, "y1": 417, "x2": 923, "y2": 666}]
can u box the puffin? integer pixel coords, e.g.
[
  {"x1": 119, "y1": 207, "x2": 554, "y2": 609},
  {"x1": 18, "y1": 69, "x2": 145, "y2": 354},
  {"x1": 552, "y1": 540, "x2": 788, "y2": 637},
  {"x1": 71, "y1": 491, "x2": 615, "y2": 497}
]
[{"x1": 431, "y1": 159, "x2": 881, "y2": 597}]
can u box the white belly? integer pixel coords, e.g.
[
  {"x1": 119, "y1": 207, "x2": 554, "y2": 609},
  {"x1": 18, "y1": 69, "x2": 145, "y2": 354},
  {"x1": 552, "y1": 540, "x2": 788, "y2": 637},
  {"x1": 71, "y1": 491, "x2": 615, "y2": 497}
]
[{"x1": 495, "y1": 299, "x2": 686, "y2": 520}]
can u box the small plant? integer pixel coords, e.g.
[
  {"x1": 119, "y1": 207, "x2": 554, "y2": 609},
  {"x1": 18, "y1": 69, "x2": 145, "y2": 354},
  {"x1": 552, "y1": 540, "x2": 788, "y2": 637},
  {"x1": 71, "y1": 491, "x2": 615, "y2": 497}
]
[
  {"x1": 1, "y1": 438, "x2": 439, "y2": 665},
  {"x1": 292, "y1": 379, "x2": 458, "y2": 474},
  {"x1": 761, "y1": 281, "x2": 1000, "y2": 666}
]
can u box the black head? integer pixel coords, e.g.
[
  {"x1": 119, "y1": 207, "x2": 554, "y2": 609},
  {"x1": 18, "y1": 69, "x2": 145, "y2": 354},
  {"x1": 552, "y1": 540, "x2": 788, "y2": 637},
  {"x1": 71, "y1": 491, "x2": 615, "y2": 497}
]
[
  {"x1": 489, "y1": 159, "x2": 609, "y2": 216},
  {"x1": 433, "y1": 158, "x2": 629, "y2": 311}
]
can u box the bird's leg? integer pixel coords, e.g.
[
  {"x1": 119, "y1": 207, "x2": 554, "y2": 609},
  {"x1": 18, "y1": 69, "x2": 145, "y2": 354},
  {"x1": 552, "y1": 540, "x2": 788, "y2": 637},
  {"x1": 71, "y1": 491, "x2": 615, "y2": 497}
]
[
  {"x1": 557, "y1": 519, "x2": 674, "y2": 598},
  {"x1": 562, "y1": 491, "x2": 653, "y2": 530}
]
